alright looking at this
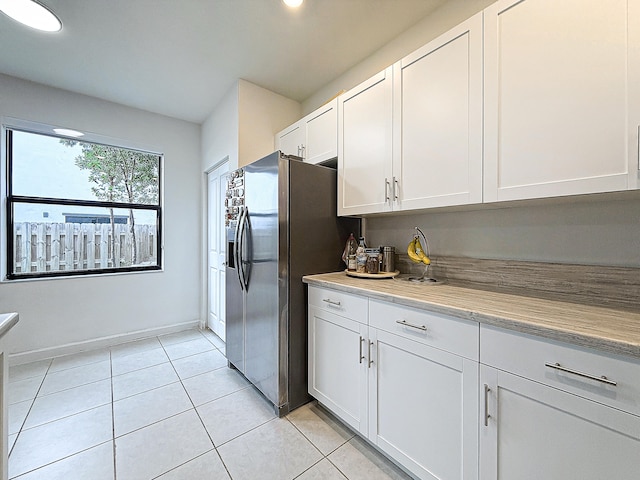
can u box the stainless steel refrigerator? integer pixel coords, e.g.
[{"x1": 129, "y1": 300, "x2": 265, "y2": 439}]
[{"x1": 225, "y1": 151, "x2": 358, "y2": 416}]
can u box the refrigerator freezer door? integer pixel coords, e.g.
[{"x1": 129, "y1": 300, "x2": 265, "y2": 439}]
[
  {"x1": 225, "y1": 225, "x2": 244, "y2": 374},
  {"x1": 243, "y1": 152, "x2": 285, "y2": 408}
]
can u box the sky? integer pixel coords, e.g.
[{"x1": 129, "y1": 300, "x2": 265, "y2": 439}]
[{"x1": 11, "y1": 131, "x2": 156, "y2": 224}]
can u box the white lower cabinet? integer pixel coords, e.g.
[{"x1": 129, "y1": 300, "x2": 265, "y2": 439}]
[
  {"x1": 308, "y1": 286, "x2": 479, "y2": 479},
  {"x1": 309, "y1": 286, "x2": 640, "y2": 480},
  {"x1": 480, "y1": 326, "x2": 640, "y2": 480},
  {"x1": 308, "y1": 304, "x2": 368, "y2": 435},
  {"x1": 369, "y1": 328, "x2": 479, "y2": 480},
  {"x1": 480, "y1": 366, "x2": 640, "y2": 479}
]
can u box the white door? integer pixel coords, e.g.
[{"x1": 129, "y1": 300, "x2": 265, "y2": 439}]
[
  {"x1": 483, "y1": 0, "x2": 633, "y2": 202},
  {"x1": 480, "y1": 365, "x2": 640, "y2": 480},
  {"x1": 393, "y1": 12, "x2": 482, "y2": 210},
  {"x1": 338, "y1": 66, "x2": 394, "y2": 216},
  {"x1": 304, "y1": 99, "x2": 338, "y2": 164},
  {"x1": 276, "y1": 122, "x2": 304, "y2": 157},
  {"x1": 307, "y1": 305, "x2": 369, "y2": 436},
  {"x1": 369, "y1": 328, "x2": 479, "y2": 480},
  {"x1": 207, "y1": 162, "x2": 229, "y2": 340}
]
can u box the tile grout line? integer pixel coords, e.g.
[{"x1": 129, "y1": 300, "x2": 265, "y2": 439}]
[
  {"x1": 110, "y1": 347, "x2": 117, "y2": 480},
  {"x1": 170, "y1": 329, "x2": 247, "y2": 479},
  {"x1": 9, "y1": 356, "x2": 113, "y2": 479},
  {"x1": 8, "y1": 358, "x2": 54, "y2": 462},
  {"x1": 8, "y1": 441, "x2": 114, "y2": 480},
  {"x1": 283, "y1": 408, "x2": 354, "y2": 479},
  {"x1": 153, "y1": 331, "x2": 236, "y2": 479}
]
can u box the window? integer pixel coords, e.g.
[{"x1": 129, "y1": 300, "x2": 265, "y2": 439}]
[{"x1": 5, "y1": 125, "x2": 162, "y2": 279}]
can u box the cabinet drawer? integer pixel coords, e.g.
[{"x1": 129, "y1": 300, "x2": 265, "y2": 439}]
[
  {"x1": 369, "y1": 299, "x2": 479, "y2": 360},
  {"x1": 308, "y1": 286, "x2": 368, "y2": 324},
  {"x1": 481, "y1": 325, "x2": 640, "y2": 416}
]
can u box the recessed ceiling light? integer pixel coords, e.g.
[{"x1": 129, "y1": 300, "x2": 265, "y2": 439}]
[
  {"x1": 283, "y1": 0, "x2": 303, "y2": 7},
  {"x1": 0, "y1": 0, "x2": 62, "y2": 32},
  {"x1": 53, "y1": 128, "x2": 84, "y2": 138}
]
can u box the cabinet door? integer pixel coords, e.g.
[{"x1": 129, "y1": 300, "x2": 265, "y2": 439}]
[
  {"x1": 484, "y1": 0, "x2": 635, "y2": 202},
  {"x1": 369, "y1": 328, "x2": 479, "y2": 480},
  {"x1": 308, "y1": 305, "x2": 368, "y2": 435},
  {"x1": 393, "y1": 12, "x2": 482, "y2": 210},
  {"x1": 480, "y1": 365, "x2": 640, "y2": 480},
  {"x1": 276, "y1": 121, "x2": 304, "y2": 158},
  {"x1": 304, "y1": 99, "x2": 338, "y2": 165},
  {"x1": 338, "y1": 67, "x2": 393, "y2": 216}
]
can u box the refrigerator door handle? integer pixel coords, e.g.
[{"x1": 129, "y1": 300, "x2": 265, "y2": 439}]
[
  {"x1": 234, "y1": 206, "x2": 246, "y2": 291},
  {"x1": 241, "y1": 207, "x2": 252, "y2": 291}
]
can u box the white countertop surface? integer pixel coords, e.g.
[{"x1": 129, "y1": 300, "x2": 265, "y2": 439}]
[
  {"x1": 0, "y1": 313, "x2": 19, "y2": 341},
  {"x1": 303, "y1": 272, "x2": 640, "y2": 360}
]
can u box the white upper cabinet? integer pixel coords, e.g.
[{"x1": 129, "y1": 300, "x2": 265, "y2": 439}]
[
  {"x1": 393, "y1": 12, "x2": 483, "y2": 210},
  {"x1": 275, "y1": 99, "x2": 338, "y2": 164},
  {"x1": 338, "y1": 14, "x2": 482, "y2": 216},
  {"x1": 484, "y1": 0, "x2": 640, "y2": 202},
  {"x1": 276, "y1": 122, "x2": 305, "y2": 158},
  {"x1": 304, "y1": 100, "x2": 338, "y2": 164},
  {"x1": 338, "y1": 68, "x2": 394, "y2": 216}
]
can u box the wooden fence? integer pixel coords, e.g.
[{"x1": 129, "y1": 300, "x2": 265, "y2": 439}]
[{"x1": 13, "y1": 222, "x2": 157, "y2": 274}]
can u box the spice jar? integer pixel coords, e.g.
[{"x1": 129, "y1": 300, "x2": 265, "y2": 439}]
[{"x1": 365, "y1": 248, "x2": 381, "y2": 274}]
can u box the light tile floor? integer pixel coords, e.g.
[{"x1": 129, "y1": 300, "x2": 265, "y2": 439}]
[{"x1": 8, "y1": 328, "x2": 414, "y2": 480}]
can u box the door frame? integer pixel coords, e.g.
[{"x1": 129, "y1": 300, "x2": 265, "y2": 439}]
[{"x1": 202, "y1": 157, "x2": 229, "y2": 338}]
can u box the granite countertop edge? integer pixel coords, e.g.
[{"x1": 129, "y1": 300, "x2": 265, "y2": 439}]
[{"x1": 303, "y1": 272, "x2": 640, "y2": 361}]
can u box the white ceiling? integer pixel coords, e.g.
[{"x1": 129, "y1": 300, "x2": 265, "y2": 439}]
[{"x1": 0, "y1": 0, "x2": 448, "y2": 124}]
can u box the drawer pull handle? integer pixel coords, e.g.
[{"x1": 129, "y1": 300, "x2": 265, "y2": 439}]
[
  {"x1": 322, "y1": 298, "x2": 341, "y2": 307},
  {"x1": 396, "y1": 319, "x2": 427, "y2": 332},
  {"x1": 368, "y1": 341, "x2": 374, "y2": 368},
  {"x1": 359, "y1": 336, "x2": 365, "y2": 364},
  {"x1": 544, "y1": 362, "x2": 617, "y2": 386}
]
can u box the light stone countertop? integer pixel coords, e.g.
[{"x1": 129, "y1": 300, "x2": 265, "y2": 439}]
[
  {"x1": 0, "y1": 313, "x2": 18, "y2": 341},
  {"x1": 303, "y1": 272, "x2": 640, "y2": 360}
]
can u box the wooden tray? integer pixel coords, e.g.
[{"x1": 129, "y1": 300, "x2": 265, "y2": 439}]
[{"x1": 345, "y1": 270, "x2": 400, "y2": 279}]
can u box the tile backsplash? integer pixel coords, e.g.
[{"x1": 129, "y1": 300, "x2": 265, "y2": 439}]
[{"x1": 397, "y1": 254, "x2": 640, "y2": 312}]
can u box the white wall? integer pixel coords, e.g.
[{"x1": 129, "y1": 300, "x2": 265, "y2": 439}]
[
  {"x1": 201, "y1": 82, "x2": 239, "y2": 172},
  {"x1": 201, "y1": 79, "x2": 301, "y2": 173},
  {"x1": 0, "y1": 74, "x2": 202, "y2": 359},
  {"x1": 365, "y1": 193, "x2": 640, "y2": 267},
  {"x1": 303, "y1": 0, "x2": 494, "y2": 114},
  {"x1": 238, "y1": 79, "x2": 301, "y2": 167}
]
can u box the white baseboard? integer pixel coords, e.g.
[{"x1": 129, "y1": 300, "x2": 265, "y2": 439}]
[{"x1": 9, "y1": 320, "x2": 201, "y2": 366}]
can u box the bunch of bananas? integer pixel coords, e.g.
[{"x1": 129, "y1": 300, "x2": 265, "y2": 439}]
[{"x1": 407, "y1": 235, "x2": 431, "y2": 265}]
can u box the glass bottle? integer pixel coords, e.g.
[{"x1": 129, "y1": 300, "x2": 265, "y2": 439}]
[{"x1": 342, "y1": 233, "x2": 358, "y2": 271}]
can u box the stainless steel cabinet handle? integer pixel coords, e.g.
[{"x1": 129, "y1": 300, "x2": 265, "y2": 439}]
[
  {"x1": 322, "y1": 298, "x2": 341, "y2": 306},
  {"x1": 483, "y1": 384, "x2": 491, "y2": 427},
  {"x1": 396, "y1": 319, "x2": 427, "y2": 332},
  {"x1": 544, "y1": 362, "x2": 617, "y2": 386},
  {"x1": 393, "y1": 176, "x2": 399, "y2": 201},
  {"x1": 384, "y1": 178, "x2": 390, "y2": 203},
  {"x1": 368, "y1": 341, "x2": 374, "y2": 368},
  {"x1": 359, "y1": 336, "x2": 365, "y2": 364}
]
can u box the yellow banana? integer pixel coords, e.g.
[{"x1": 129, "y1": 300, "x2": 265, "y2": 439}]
[
  {"x1": 407, "y1": 237, "x2": 423, "y2": 263},
  {"x1": 414, "y1": 236, "x2": 431, "y2": 265}
]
